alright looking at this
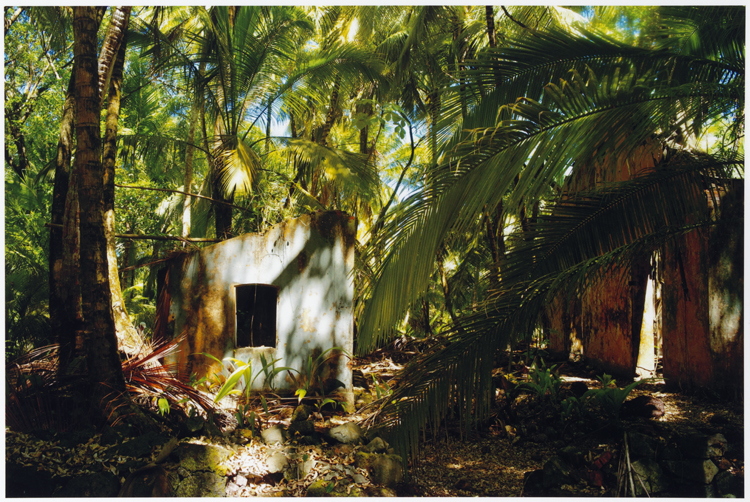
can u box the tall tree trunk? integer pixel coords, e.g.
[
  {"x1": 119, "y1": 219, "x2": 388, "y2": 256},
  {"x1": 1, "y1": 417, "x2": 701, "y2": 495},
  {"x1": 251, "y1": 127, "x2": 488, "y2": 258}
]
[
  {"x1": 5, "y1": 119, "x2": 29, "y2": 179},
  {"x1": 102, "y1": 11, "x2": 143, "y2": 359},
  {"x1": 204, "y1": 112, "x2": 233, "y2": 240},
  {"x1": 98, "y1": 7, "x2": 131, "y2": 108},
  {"x1": 72, "y1": 6, "x2": 127, "y2": 412},
  {"x1": 182, "y1": 60, "x2": 206, "y2": 241},
  {"x1": 428, "y1": 89, "x2": 440, "y2": 168},
  {"x1": 52, "y1": 72, "x2": 83, "y2": 378},
  {"x1": 318, "y1": 76, "x2": 341, "y2": 148},
  {"x1": 313, "y1": 75, "x2": 342, "y2": 201},
  {"x1": 486, "y1": 6, "x2": 497, "y2": 48},
  {"x1": 213, "y1": 175, "x2": 234, "y2": 240},
  {"x1": 265, "y1": 95, "x2": 273, "y2": 155},
  {"x1": 485, "y1": 6, "x2": 502, "y2": 89}
]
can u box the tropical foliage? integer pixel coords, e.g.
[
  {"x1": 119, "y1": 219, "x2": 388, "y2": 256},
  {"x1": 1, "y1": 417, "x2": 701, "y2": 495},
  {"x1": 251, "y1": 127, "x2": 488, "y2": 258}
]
[{"x1": 5, "y1": 6, "x2": 743, "y2": 447}]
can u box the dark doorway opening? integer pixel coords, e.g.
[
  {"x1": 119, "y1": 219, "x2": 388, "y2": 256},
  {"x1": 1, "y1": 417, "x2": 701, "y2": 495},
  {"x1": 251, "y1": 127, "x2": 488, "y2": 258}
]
[{"x1": 235, "y1": 284, "x2": 277, "y2": 348}]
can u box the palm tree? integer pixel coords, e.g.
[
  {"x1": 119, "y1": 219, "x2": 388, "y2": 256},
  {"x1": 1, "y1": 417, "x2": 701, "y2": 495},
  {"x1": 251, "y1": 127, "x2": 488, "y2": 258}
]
[{"x1": 358, "y1": 6, "x2": 744, "y2": 458}]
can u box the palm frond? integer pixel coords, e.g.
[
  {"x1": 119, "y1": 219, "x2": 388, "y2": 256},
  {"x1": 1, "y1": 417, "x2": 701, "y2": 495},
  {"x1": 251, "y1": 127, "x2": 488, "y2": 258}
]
[
  {"x1": 358, "y1": 48, "x2": 742, "y2": 351},
  {"x1": 365, "y1": 154, "x2": 742, "y2": 459}
]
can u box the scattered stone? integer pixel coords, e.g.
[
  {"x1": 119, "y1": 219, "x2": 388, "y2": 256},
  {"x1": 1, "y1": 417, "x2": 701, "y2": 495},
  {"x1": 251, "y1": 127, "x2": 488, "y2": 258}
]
[
  {"x1": 630, "y1": 458, "x2": 670, "y2": 495},
  {"x1": 352, "y1": 473, "x2": 368, "y2": 484},
  {"x1": 174, "y1": 443, "x2": 234, "y2": 476},
  {"x1": 261, "y1": 424, "x2": 288, "y2": 445},
  {"x1": 628, "y1": 431, "x2": 657, "y2": 459},
  {"x1": 265, "y1": 451, "x2": 289, "y2": 474},
  {"x1": 225, "y1": 481, "x2": 241, "y2": 497},
  {"x1": 662, "y1": 458, "x2": 720, "y2": 484},
  {"x1": 175, "y1": 470, "x2": 227, "y2": 497},
  {"x1": 542, "y1": 456, "x2": 574, "y2": 488},
  {"x1": 289, "y1": 419, "x2": 315, "y2": 436},
  {"x1": 182, "y1": 415, "x2": 205, "y2": 436},
  {"x1": 714, "y1": 469, "x2": 744, "y2": 497},
  {"x1": 234, "y1": 474, "x2": 248, "y2": 487},
  {"x1": 620, "y1": 395, "x2": 665, "y2": 418},
  {"x1": 291, "y1": 404, "x2": 312, "y2": 423},
  {"x1": 364, "y1": 437, "x2": 388, "y2": 453},
  {"x1": 678, "y1": 433, "x2": 727, "y2": 459},
  {"x1": 328, "y1": 422, "x2": 364, "y2": 444},
  {"x1": 368, "y1": 454, "x2": 404, "y2": 487},
  {"x1": 119, "y1": 465, "x2": 172, "y2": 497}
]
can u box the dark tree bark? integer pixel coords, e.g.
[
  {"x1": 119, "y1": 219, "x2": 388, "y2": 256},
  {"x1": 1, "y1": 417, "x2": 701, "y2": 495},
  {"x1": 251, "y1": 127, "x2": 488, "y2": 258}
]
[
  {"x1": 51, "y1": 72, "x2": 83, "y2": 377},
  {"x1": 182, "y1": 60, "x2": 206, "y2": 241},
  {"x1": 486, "y1": 6, "x2": 497, "y2": 48},
  {"x1": 72, "y1": 6, "x2": 127, "y2": 411}
]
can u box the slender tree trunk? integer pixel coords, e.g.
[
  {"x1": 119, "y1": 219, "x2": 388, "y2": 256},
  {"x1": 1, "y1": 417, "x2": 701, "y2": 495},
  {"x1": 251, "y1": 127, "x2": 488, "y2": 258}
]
[
  {"x1": 102, "y1": 12, "x2": 144, "y2": 359},
  {"x1": 120, "y1": 233, "x2": 133, "y2": 289},
  {"x1": 52, "y1": 72, "x2": 83, "y2": 378},
  {"x1": 4, "y1": 7, "x2": 24, "y2": 32},
  {"x1": 213, "y1": 175, "x2": 234, "y2": 240},
  {"x1": 486, "y1": 6, "x2": 497, "y2": 48},
  {"x1": 98, "y1": 7, "x2": 131, "y2": 108},
  {"x1": 318, "y1": 75, "x2": 341, "y2": 147},
  {"x1": 313, "y1": 75, "x2": 342, "y2": 201},
  {"x1": 6, "y1": 119, "x2": 29, "y2": 179},
  {"x1": 428, "y1": 90, "x2": 440, "y2": 168},
  {"x1": 182, "y1": 60, "x2": 206, "y2": 241},
  {"x1": 485, "y1": 6, "x2": 502, "y2": 90},
  {"x1": 72, "y1": 6, "x2": 127, "y2": 411},
  {"x1": 265, "y1": 95, "x2": 273, "y2": 155}
]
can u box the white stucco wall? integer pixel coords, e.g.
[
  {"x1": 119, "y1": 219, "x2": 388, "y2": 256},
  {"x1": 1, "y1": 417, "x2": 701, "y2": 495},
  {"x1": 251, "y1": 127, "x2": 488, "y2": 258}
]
[{"x1": 164, "y1": 211, "x2": 355, "y2": 401}]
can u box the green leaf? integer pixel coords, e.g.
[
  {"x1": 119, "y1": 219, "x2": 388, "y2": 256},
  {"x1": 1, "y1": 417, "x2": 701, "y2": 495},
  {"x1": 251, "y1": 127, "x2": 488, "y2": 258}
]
[
  {"x1": 215, "y1": 365, "x2": 250, "y2": 402},
  {"x1": 296, "y1": 388, "x2": 307, "y2": 403},
  {"x1": 158, "y1": 398, "x2": 170, "y2": 416}
]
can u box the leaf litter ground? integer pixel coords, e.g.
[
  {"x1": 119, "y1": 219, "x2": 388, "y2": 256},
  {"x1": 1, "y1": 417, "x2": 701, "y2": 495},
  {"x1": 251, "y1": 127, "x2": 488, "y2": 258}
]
[{"x1": 6, "y1": 340, "x2": 744, "y2": 497}]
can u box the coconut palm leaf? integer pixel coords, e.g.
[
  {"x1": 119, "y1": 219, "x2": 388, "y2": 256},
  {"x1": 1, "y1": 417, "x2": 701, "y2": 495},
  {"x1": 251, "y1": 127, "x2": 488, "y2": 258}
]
[
  {"x1": 358, "y1": 18, "x2": 744, "y2": 351},
  {"x1": 354, "y1": 7, "x2": 743, "y2": 461},
  {"x1": 365, "y1": 153, "x2": 742, "y2": 459}
]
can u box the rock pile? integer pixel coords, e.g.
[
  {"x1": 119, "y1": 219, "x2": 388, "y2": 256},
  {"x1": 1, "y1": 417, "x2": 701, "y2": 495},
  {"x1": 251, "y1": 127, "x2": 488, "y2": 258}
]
[
  {"x1": 6, "y1": 408, "x2": 405, "y2": 498},
  {"x1": 523, "y1": 428, "x2": 743, "y2": 497}
]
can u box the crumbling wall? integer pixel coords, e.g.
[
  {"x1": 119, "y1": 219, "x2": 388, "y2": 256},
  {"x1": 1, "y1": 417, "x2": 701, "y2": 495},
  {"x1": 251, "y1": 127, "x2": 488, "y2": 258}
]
[
  {"x1": 545, "y1": 143, "x2": 661, "y2": 376},
  {"x1": 164, "y1": 211, "x2": 355, "y2": 400},
  {"x1": 662, "y1": 184, "x2": 743, "y2": 397}
]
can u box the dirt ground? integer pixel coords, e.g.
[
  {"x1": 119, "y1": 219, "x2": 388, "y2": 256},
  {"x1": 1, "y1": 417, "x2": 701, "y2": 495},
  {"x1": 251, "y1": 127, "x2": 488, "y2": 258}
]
[
  {"x1": 353, "y1": 345, "x2": 745, "y2": 497},
  {"x1": 6, "y1": 343, "x2": 744, "y2": 497}
]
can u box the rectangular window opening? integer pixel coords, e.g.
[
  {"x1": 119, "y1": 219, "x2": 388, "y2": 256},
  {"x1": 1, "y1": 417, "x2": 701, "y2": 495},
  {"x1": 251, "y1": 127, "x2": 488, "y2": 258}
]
[{"x1": 235, "y1": 284, "x2": 277, "y2": 348}]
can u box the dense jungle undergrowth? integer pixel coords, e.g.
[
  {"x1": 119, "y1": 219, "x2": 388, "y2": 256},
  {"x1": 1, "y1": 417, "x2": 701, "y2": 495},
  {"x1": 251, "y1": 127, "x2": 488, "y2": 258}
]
[{"x1": 6, "y1": 333, "x2": 744, "y2": 497}]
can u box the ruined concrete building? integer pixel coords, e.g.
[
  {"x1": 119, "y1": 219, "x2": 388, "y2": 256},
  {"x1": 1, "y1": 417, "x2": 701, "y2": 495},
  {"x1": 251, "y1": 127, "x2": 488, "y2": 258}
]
[
  {"x1": 543, "y1": 145, "x2": 743, "y2": 399},
  {"x1": 160, "y1": 211, "x2": 356, "y2": 405}
]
